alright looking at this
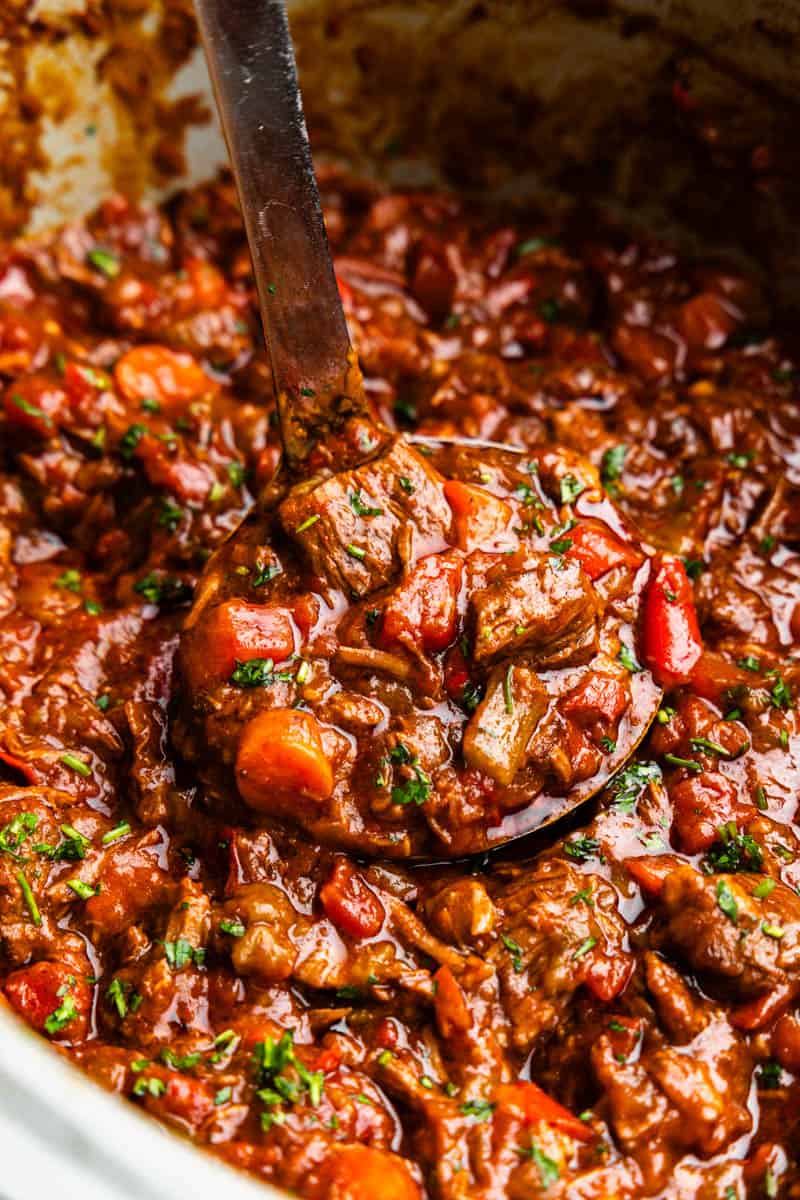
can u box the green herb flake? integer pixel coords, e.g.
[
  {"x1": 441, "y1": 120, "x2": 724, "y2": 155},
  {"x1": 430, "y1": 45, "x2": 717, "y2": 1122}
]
[
  {"x1": 501, "y1": 934, "x2": 524, "y2": 973},
  {"x1": 102, "y1": 822, "x2": 130, "y2": 846},
  {"x1": 60, "y1": 753, "x2": 92, "y2": 778},
  {"x1": 563, "y1": 835, "x2": 600, "y2": 863},
  {"x1": 716, "y1": 878, "x2": 739, "y2": 924},
  {"x1": 572, "y1": 935, "x2": 598, "y2": 960},
  {"x1": 214, "y1": 1086, "x2": 232, "y2": 1106},
  {"x1": 66, "y1": 878, "x2": 98, "y2": 900},
  {"x1": 16, "y1": 871, "x2": 41, "y2": 926},
  {"x1": 618, "y1": 644, "x2": 642, "y2": 673},
  {"x1": 44, "y1": 992, "x2": 78, "y2": 1035},
  {"x1": 87, "y1": 247, "x2": 120, "y2": 278},
  {"x1": 349, "y1": 490, "x2": 383, "y2": 518},
  {"x1": 459, "y1": 1098, "x2": 495, "y2": 1122},
  {"x1": 219, "y1": 918, "x2": 246, "y2": 938},
  {"x1": 559, "y1": 474, "x2": 585, "y2": 504}
]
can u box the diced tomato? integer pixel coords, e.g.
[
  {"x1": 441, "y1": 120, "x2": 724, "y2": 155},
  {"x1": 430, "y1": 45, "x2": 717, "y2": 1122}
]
[
  {"x1": 433, "y1": 965, "x2": 471, "y2": 1037},
  {"x1": 3, "y1": 376, "x2": 68, "y2": 436},
  {"x1": 173, "y1": 259, "x2": 228, "y2": 313},
  {"x1": 562, "y1": 674, "x2": 629, "y2": 725},
  {"x1": 312, "y1": 1046, "x2": 343, "y2": 1074},
  {"x1": 188, "y1": 599, "x2": 296, "y2": 686},
  {"x1": 641, "y1": 555, "x2": 703, "y2": 687},
  {"x1": 443, "y1": 642, "x2": 471, "y2": 704},
  {"x1": 670, "y1": 772, "x2": 751, "y2": 854},
  {"x1": 114, "y1": 344, "x2": 211, "y2": 410},
  {"x1": 4, "y1": 960, "x2": 90, "y2": 1041},
  {"x1": 494, "y1": 1081, "x2": 593, "y2": 1143},
  {"x1": 444, "y1": 480, "x2": 512, "y2": 550},
  {"x1": 319, "y1": 858, "x2": 385, "y2": 939},
  {"x1": 293, "y1": 593, "x2": 321, "y2": 640},
  {"x1": 375, "y1": 1017, "x2": 399, "y2": 1050},
  {"x1": 689, "y1": 650, "x2": 753, "y2": 704},
  {"x1": 379, "y1": 552, "x2": 461, "y2": 654},
  {"x1": 624, "y1": 854, "x2": 677, "y2": 897},
  {"x1": 235, "y1": 708, "x2": 334, "y2": 809},
  {"x1": 583, "y1": 952, "x2": 634, "y2": 1004},
  {"x1": 566, "y1": 519, "x2": 644, "y2": 580},
  {"x1": 319, "y1": 1146, "x2": 421, "y2": 1200}
]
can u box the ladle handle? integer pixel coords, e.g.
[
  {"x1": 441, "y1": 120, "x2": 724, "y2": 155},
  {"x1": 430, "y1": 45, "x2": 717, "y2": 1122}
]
[{"x1": 194, "y1": 0, "x2": 363, "y2": 468}]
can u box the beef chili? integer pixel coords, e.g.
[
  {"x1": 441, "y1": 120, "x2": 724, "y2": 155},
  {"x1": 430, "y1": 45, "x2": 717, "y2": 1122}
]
[{"x1": 0, "y1": 169, "x2": 799, "y2": 1198}]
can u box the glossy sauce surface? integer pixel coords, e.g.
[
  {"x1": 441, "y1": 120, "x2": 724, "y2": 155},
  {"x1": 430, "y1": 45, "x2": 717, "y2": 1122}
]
[{"x1": 0, "y1": 172, "x2": 799, "y2": 1198}]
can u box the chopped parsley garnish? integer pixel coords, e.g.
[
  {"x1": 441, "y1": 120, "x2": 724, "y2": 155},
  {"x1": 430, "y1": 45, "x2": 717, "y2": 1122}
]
[
  {"x1": 664, "y1": 753, "x2": 702, "y2": 773},
  {"x1": 252, "y1": 563, "x2": 282, "y2": 587},
  {"x1": 157, "y1": 497, "x2": 184, "y2": 532},
  {"x1": 295, "y1": 514, "x2": 320, "y2": 533},
  {"x1": 56, "y1": 569, "x2": 82, "y2": 593},
  {"x1": 87, "y1": 247, "x2": 120, "y2": 278},
  {"x1": 349, "y1": 490, "x2": 383, "y2": 517},
  {"x1": 0, "y1": 812, "x2": 38, "y2": 858},
  {"x1": 227, "y1": 461, "x2": 246, "y2": 487},
  {"x1": 549, "y1": 536, "x2": 573, "y2": 555},
  {"x1": 459, "y1": 1098, "x2": 495, "y2": 1122},
  {"x1": 106, "y1": 978, "x2": 131, "y2": 1019},
  {"x1": 16, "y1": 871, "x2": 41, "y2": 926},
  {"x1": 501, "y1": 934, "x2": 524, "y2": 973},
  {"x1": 66, "y1": 878, "x2": 98, "y2": 900},
  {"x1": 35, "y1": 823, "x2": 90, "y2": 862},
  {"x1": 608, "y1": 761, "x2": 661, "y2": 811},
  {"x1": 715, "y1": 878, "x2": 738, "y2": 924},
  {"x1": 737, "y1": 655, "x2": 760, "y2": 673},
  {"x1": 753, "y1": 878, "x2": 776, "y2": 900},
  {"x1": 461, "y1": 681, "x2": 483, "y2": 713},
  {"x1": 563, "y1": 835, "x2": 600, "y2": 862},
  {"x1": 391, "y1": 761, "x2": 432, "y2": 806},
  {"x1": 214, "y1": 1086, "x2": 232, "y2": 1106},
  {"x1": 770, "y1": 677, "x2": 792, "y2": 710},
  {"x1": 572, "y1": 935, "x2": 597, "y2": 960},
  {"x1": 219, "y1": 918, "x2": 246, "y2": 938},
  {"x1": 133, "y1": 1076, "x2": 166, "y2": 1099},
  {"x1": 229, "y1": 657, "x2": 294, "y2": 688},
  {"x1": 690, "y1": 736, "x2": 732, "y2": 758},
  {"x1": 119, "y1": 423, "x2": 147, "y2": 459},
  {"x1": 600, "y1": 736, "x2": 616, "y2": 753},
  {"x1": 44, "y1": 992, "x2": 78, "y2": 1035},
  {"x1": 559, "y1": 474, "x2": 585, "y2": 504},
  {"x1": 102, "y1": 822, "x2": 130, "y2": 846},
  {"x1": 539, "y1": 298, "x2": 561, "y2": 323},
  {"x1": 759, "y1": 1059, "x2": 783, "y2": 1089},
  {"x1": 133, "y1": 573, "x2": 192, "y2": 608},
  {"x1": 682, "y1": 557, "x2": 704, "y2": 580},
  {"x1": 601, "y1": 444, "x2": 627, "y2": 492},
  {"x1": 618, "y1": 644, "x2": 642, "y2": 673},
  {"x1": 60, "y1": 753, "x2": 92, "y2": 778},
  {"x1": 161, "y1": 938, "x2": 205, "y2": 970},
  {"x1": 398, "y1": 476, "x2": 415, "y2": 495},
  {"x1": 517, "y1": 1140, "x2": 561, "y2": 1188},
  {"x1": 253, "y1": 1030, "x2": 324, "y2": 1127},
  {"x1": 12, "y1": 394, "x2": 51, "y2": 425},
  {"x1": 706, "y1": 826, "x2": 762, "y2": 873}
]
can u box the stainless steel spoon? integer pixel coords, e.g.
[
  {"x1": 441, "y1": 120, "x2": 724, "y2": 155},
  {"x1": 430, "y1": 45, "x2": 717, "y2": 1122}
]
[{"x1": 193, "y1": 0, "x2": 366, "y2": 469}]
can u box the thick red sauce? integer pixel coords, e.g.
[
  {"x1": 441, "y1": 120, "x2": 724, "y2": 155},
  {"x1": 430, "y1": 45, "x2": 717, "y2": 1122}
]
[{"x1": 0, "y1": 170, "x2": 799, "y2": 1198}]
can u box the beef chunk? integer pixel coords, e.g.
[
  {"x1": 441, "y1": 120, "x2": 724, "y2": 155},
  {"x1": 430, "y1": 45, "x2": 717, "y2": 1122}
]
[
  {"x1": 654, "y1": 866, "x2": 800, "y2": 998},
  {"x1": 490, "y1": 860, "x2": 633, "y2": 1051},
  {"x1": 470, "y1": 555, "x2": 599, "y2": 669},
  {"x1": 280, "y1": 438, "x2": 451, "y2": 597}
]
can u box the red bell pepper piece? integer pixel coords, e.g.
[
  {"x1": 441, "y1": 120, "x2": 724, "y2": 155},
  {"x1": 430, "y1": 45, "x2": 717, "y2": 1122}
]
[
  {"x1": 319, "y1": 858, "x2": 385, "y2": 939},
  {"x1": 566, "y1": 519, "x2": 644, "y2": 580},
  {"x1": 641, "y1": 555, "x2": 703, "y2": 686},
  {"x1": 494, "y1": 1081, "x2": 593, "y2": 1143}
]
